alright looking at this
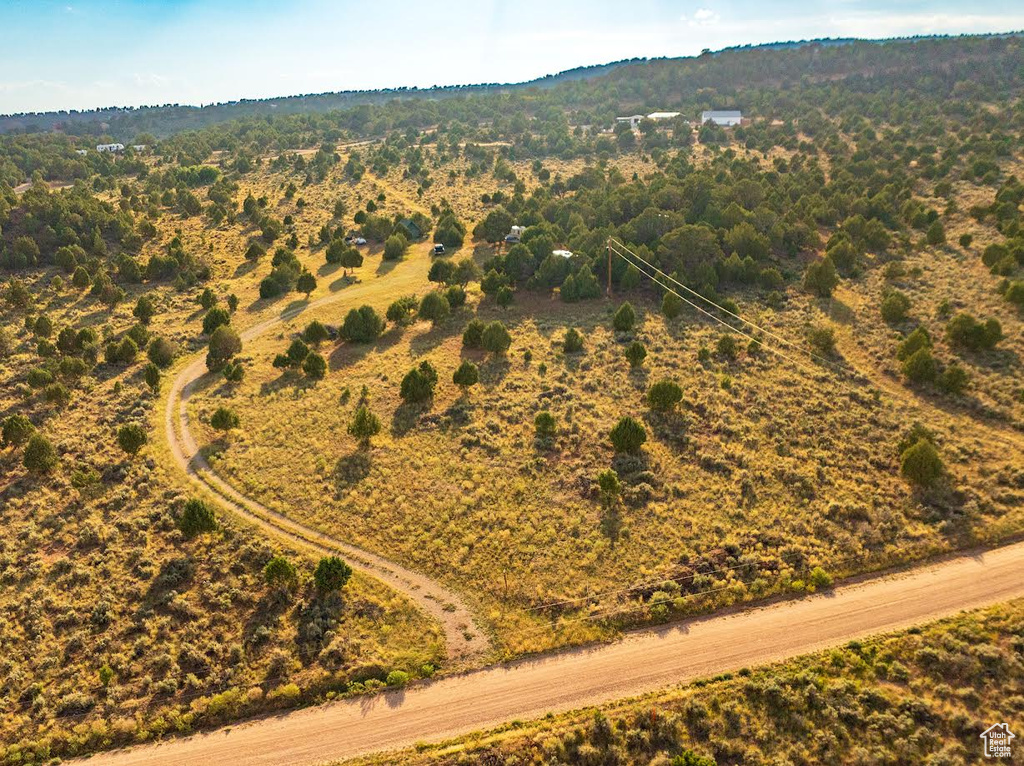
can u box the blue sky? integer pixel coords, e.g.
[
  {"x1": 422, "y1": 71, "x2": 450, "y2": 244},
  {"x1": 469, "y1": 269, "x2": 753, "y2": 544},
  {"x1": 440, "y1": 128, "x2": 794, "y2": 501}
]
[{"x1": 1, "y1": 0, "x2": 1022, "y2": 115}]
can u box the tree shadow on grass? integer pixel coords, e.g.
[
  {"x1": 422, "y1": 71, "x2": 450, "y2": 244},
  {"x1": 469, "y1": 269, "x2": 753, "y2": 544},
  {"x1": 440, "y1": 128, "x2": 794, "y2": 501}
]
[
  {"x1": 334, "y1": 449, "x2": 372, "y2": 492},
  {"x1": 318, "y1": 261, "x2": 342, "y2": 278},
  {"x1": 328, "y1": 273, "x2": 359, "y2": 292},
  {"x1": 258, "y1": 369, "x2": 307, "y2": 396},
  {"x1": 438, "y1": 397, "x2": 474, "y2": 433},
  {"x1": 328, "y1": 331, "x2": 403, "y2": 372},
  {"x1": 408, "y1": 318, "x2": 465, "y2": 356},
  {"x1": 233, "y1": 260, "x2": 259, "y2": 279},
  {"x1": 246, "y1": 291, "x2": 290, "y2": 314},
  {"x1": 376, "y1": 256, "x2": 399, "y2": 276},
  {"x1": 828, "y1": 296, "x2": 856, "y2": 325},
  {"x1": 391, "y1": 401, "x2": 427, "y2": 437},
  {"x1": 479, "y1": 355, "x2": 512, "y2": 386},
  {"x1": 242, "y1": 589, "x2": 292, "y2": 650}
]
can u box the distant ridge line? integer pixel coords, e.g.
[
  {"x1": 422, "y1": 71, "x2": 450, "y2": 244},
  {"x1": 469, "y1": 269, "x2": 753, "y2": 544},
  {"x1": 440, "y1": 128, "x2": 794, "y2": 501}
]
[{"x1": 1, "y1": 30, "x2": 1020, "y2": 135}]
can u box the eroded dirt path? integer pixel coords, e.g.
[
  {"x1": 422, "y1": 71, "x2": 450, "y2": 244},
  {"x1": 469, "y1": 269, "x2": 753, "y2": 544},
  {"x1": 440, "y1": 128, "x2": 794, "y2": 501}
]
[
  {"x1": 162, "y1": 251, "x2": 491, "y2": 663},
  {"x1": 77, "y1": 540, "x2": 1024, "y2": 766},
  {"x1": 832, "y1": 285, "x2": 1024, "y2": 455}
]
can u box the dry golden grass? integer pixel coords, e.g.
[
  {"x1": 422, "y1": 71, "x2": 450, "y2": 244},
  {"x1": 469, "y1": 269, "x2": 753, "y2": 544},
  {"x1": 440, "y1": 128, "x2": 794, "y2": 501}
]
[{"x1": 190, "y1": 265, "x2": 1024, "y2": 655}]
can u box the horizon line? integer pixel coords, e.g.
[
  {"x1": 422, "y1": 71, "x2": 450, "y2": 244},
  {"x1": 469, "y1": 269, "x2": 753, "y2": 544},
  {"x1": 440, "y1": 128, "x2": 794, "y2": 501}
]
[{"x1": 1, "y1": 29, "x2": 1021, "y2": 122}]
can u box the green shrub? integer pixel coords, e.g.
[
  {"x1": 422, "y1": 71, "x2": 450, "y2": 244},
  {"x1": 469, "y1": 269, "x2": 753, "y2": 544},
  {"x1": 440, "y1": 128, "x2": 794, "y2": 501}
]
[
  {"x1": 178, "y1": 498, "x2": 217, "y2": 537},
  {"x1": 534, "y1": 411, "x2": 557, "y2": 438},
  {"x1": 896, "y1": 326, "x2": 931, "y2": 361},
  {"x1": 462, "y1": 319, "x2": 485, "y2": 348},
  {"x1": 946, "y1": 312, "x2": 1002, "y2": 351},
  {"x1": 386, "y1": 670, "x2": 410, "y2": 687},
  {"x1": 340, "y1": 305, "x2": 385, "y2": 343},
  {"x1": 716, "y1": 334, "x2": 738, "y2": 360},
  {"x1": 27, "y1": 367, "x2": 53, "y2": 388},
  {"x1": 880, "y1": 290, "x2": 911, "y2": 324},
  {"x1": 314, "y1": 556, "x2": 352, "y2": 593},
  {"x1": 23, "y1": 433, "x2": 58, "y2": 474},
  {"x1": 806, "y1": 325, "x2": 836, "y2": 356},
  {"x1": 348, "y1": 404, "x2": 381, "y2": 445},
  {"x1": 2, "y1": 414, "x2": 35, "y2": 447},
  {"x1": 302, "y1": 320, "x2": 330, "y2": 345},
  {"x1": 206, "y1": 326, "x2": 242, "y2": 371},
  {"x1": 116, "y1": 423, "x2": 147, "y2": 456},
  {"x1": 148, "y1": 336, "x2": 178, "y2": 368},
  {"x1": 902, "y1": 347, "x2": 937, "y2": 384},
  {"x1": 452, "y1": 360, "x2": 479, "y2": 391},
  {"x1": 210, "y1": 407, "x2": 240, "y2": 431},
  {"x1": 387, "y1": 295, "x2": 419, "y2": 326},
  {"x1": 383, "y1": 234, "x2": 408, "y2": 261},
  {"x1": 400, "y1": 362, "x2": 437, "y2": 404},
  {"x1": 938, "y1": 363, "x2": 969, "y2": 395},
  {"x1": 647, "y1": 380, "x2": 683, "y2": 412},
  {"x1": 418, "y1": 291, "x2": 451, "y2": 325},
  {"x1": 659, "y1": 290, "x2": 684, "y2": 319},
  {"x1": 481, "y1": 321, "x2": 512, "y2": 355},
  {"x1": 264, "y1": 556, "x2": 298, "y2": 591},
  {"x1": 625, "y1": 341, "x2": 647, "y2": 368},
  {"x1": 900, "y1": 439, "x2": 944, "y2": 488},
  {"x1": 808, "y1": 567, "x2": 833, "y2": 589},
  {"x1": 563, "y1": 327, "x2": 584, "y2": 353},
  {"x1": 610, "y1": 416, "x2": 647, "y2": 454},
  {"x1": 803, "y1": 255, "x2": 839, "y2": 297},
  {"x1": 302, "y1": 352, "x2": 327, "y2": 380},
  {"x1": 202, "y1": 307, "x2": 230, "y2": 335},
  {"x1": 613, "y1": 302, "x2": 637, "y2": 332}
]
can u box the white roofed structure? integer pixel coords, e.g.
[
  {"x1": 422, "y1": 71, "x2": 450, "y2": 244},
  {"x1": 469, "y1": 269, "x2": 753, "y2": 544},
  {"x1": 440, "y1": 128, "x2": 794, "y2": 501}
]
[{"x1": 701, "y1": 110, "x2": 742, "y2": 126}]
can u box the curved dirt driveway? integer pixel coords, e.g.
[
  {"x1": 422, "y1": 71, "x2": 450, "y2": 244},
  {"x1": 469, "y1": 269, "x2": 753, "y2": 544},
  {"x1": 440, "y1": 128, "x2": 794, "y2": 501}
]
[
  {"x1": 163, "y1": 260, "x2": 490, "y2": 662},
  {"x1": 77, "y1": 540, "x2": 1024, "y2": 766}
]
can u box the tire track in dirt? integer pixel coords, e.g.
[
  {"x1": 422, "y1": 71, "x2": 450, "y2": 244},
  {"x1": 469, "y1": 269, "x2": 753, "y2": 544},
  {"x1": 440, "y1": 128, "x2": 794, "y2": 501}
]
[{"x1": 163, "y1": 251, "x2": 491, "y2": 663}]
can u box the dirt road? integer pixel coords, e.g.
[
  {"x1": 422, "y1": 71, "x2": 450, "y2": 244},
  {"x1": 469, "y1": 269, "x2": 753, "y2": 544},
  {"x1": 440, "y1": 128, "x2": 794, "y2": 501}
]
[
  {"x1": 162, "y1": 250, "x2": 489, "y2": 662},
  {"x1": 76, "y1": 539, "x2": 1024, "y2": 766}
]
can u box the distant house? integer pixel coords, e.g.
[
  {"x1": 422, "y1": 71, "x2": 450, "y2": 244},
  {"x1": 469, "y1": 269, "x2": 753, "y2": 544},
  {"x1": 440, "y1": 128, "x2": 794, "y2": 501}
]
[
  {"x1": 647, "y1": 111, "x2": 681, "y2": 121},
  {"x1": 701, "y1": 110, "x2": 742, "y2": 127},
  {"x1": 505, "y1": 224, "x2": 526, "y2": 243},
  {"x1": 397, "y1": 218, "x2": 422, "y2": 240},
  {"x1": 75, "y1": 149, "x2": 88, "y2": 156},
  {"x1": 552, "y1": 249, "x2": 573, "y2": 259},
  {"x1": 131, "y1": 144, "x2": 148, "y2": 152},
  {"x1": 96, "y1": 143, "x2": 125, "y2": 153},
  {"x1": 616, "y1": 115, "x2": 644, "y2": 130}
]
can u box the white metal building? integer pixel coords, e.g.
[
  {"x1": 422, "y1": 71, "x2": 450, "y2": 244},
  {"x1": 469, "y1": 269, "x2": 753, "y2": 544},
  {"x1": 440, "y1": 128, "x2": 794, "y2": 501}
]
[
  {"x1": 616, "y1": 115, "x2": 644, "y2": 129},
  {"x1": 700, "y1": 110, "x2": 742, "y2": 127},
  {"x1": 96, "y1": 143, "x2": 125, "y2": 153},
  {"x1": 647, "y1": 111, "x2": 681, "y2": 121}
]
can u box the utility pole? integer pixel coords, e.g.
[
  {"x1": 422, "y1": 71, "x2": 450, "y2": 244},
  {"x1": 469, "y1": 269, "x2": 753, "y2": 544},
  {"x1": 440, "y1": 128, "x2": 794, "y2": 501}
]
[{"x1": 606, "y1": 238, "x2": 613, "y2": 295}]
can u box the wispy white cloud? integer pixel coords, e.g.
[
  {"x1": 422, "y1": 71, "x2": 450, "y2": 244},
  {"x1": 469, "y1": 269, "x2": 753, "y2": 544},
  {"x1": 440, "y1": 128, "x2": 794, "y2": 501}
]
[{"x1": 680, "y1": 8, "x2": 721, "y2": 28}]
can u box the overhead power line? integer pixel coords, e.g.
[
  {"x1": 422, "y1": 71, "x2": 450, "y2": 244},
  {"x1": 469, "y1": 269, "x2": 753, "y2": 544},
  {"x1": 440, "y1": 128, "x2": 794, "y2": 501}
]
[{"x1": 607, "y1": 237, "x2": 857, "y2": 378}]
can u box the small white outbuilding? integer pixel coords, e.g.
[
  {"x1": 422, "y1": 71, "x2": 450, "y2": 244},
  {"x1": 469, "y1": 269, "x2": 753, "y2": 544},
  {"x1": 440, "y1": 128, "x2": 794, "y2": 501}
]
[
  {"x1": 616, "y1": 115, "x2": 644, "y2": 129},
  {"x1": 96, "y1": 143, "x2": 125, "y2": 153},
  {"x1": 701, "y1": 110, "x2": 742, "y2": 127}
]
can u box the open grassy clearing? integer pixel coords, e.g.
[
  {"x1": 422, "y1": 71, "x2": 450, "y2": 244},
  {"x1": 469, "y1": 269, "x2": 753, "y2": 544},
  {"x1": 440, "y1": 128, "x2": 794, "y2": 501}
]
[{"x1": 189, "y1": 267, "x2": 1024, "y2": 655}]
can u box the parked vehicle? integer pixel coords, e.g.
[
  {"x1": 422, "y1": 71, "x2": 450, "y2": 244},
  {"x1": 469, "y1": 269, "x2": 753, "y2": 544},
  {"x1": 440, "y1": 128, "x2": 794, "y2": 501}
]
[{"x1": 433, "y1": 243, "x2": 446, "y2": 255}]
